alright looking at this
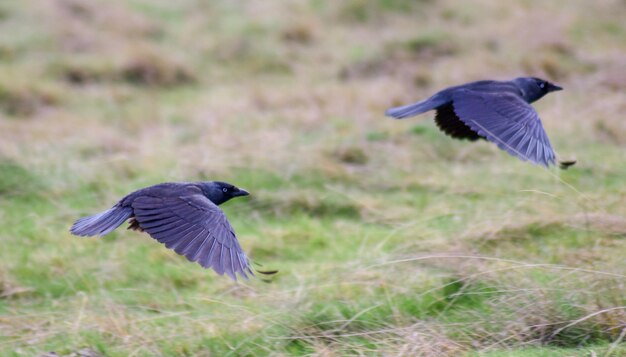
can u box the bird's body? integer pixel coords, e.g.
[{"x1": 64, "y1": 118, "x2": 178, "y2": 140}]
[
  {"x1": 70, "y1": 181, "x2": 253, "y2": 281},
  {"x1": 386, "y1": 77, "x2": 563, "y2": 167}
]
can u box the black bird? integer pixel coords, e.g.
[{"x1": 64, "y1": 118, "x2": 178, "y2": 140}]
[
  {"x1": 70, "y1": 181, "x2": 256, "y2": 281},
  {"x1": 386, "y1": 77, "x2": 564, "y2": 167}
]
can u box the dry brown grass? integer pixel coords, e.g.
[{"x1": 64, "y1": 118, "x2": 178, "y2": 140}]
[
  {"x1": 0, "y1": 0, "x2": 625, "y2": 355},
  {"x1": 0, "y1": 73, "x2": 60, "y2": 116}
]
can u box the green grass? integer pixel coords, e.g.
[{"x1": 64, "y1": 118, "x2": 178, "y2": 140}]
[{"x1": 1, "y1": 0, "x2": 625, "y2": 356}]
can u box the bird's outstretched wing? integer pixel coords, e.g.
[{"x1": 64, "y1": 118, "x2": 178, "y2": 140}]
[
  {"x1": 451, "y1": 90, "x2": 556, "y2": 167},
  {"x1": 131, "y1": 194, "x2": 253, "y2": 280}
]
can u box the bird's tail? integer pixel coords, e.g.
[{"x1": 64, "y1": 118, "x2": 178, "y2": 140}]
[
  {"x1": 70, "y1": 205, "x2": 133, "y2": 237},
  {"x1": 385, "y1": 94, "x2": 448, "y2": 119}
]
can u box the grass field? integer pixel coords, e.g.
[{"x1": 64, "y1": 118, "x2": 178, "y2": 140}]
[{"x1": 1, "y1": 0, "x2": 625, "y2": 356}]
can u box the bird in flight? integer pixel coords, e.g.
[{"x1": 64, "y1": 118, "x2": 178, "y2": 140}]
[
  {"x1": 70, "y1": 181, "x2": 271, "y2": 281},
  {"x1": 386, "y1": 77, "x2": 572, "y2": 168}
]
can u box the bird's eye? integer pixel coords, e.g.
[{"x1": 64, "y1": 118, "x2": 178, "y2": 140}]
[
  {"x1": 222, "y1": 187, "x2": 229, "y2": 193},
  {"x1": 539, "y1": 82, "x2": 546, "y2": 89}
]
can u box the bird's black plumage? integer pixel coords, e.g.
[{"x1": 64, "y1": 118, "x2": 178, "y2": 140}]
[
  {"x1": 70, "y1": 181, "x2": 253, "y2": 281},
  {"x1": 385, "y1": 77, "x2": 563, "y2": 167},
  {"x1": 434, "y1": 103, "x2": 482, "y2": 141}
]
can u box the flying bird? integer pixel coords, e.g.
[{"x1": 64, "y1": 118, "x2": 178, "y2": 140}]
[
  {"x1": 385, "y1": 77, "x2": 567, "y2": 167},
  {"x1": 70, "y1": 181, "x2": 265, "y2": 281}
]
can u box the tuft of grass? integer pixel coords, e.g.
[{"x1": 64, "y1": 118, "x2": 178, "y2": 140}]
[
  {"x1": 400, "y1": 31, "x2": 458, "y2": 58},
  {"x1": 120, "y1": 47, "x2": 196, "y2": 87},
  {"x1": 594, "y1": 119, "x2": 626, "y2": 146},
  {"x1": 519, "y1": 42, "x2": 596, "y2": 81},
  {"x1": 332, "y1": 145, "x2": 369, "y2": 165},
  {"x1": 0, "y1": 77, "x2": 59, "y2": 116},
  {"x1": 48, "y1": 57, "x2": 117, "y2": 86},
  {"x1": 281, "y1": 22, "x2": 315, "y2": 45},
  {"x1": 339, "y1": 30, "x2": 457, "y2": 80},
  {"x1": 1, "y1": 0, "x2": 625, "y2": 355},
  {"x1": 336, "y1": 0, "x2": 431, "y2": 23}
]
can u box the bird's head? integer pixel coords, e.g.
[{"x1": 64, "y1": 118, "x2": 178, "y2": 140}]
[
  {"x1": 201, "y1": 181, "x2": 249, "y2": 205},
  {"x1": 513, "y1": 77, "x2": 562, "y2": 103}
]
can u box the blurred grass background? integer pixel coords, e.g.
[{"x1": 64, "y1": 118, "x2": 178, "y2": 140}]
[{"x1": 0, "y1": 0, "x2": 625, "y2": 356}]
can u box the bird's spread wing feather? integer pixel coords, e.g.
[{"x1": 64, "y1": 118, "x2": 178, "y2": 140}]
[
  {"x1": 451, "y1": 90, "x2": 556, "y2": 167},
  {"x1": 131, "y1": 194, "x2": 253, "y2": 280}
]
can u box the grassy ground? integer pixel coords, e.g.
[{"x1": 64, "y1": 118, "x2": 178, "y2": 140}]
[{"x1": 0, "y1": 0, "x2": 625, "y2": 356}]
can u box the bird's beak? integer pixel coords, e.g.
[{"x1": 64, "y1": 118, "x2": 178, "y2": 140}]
[
  {"x1": 549, "y1": 84, "x2": 563, "y2": 92},
  {"x1": 233, "y1": 188, "x2": 250, "y2": 197}
]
